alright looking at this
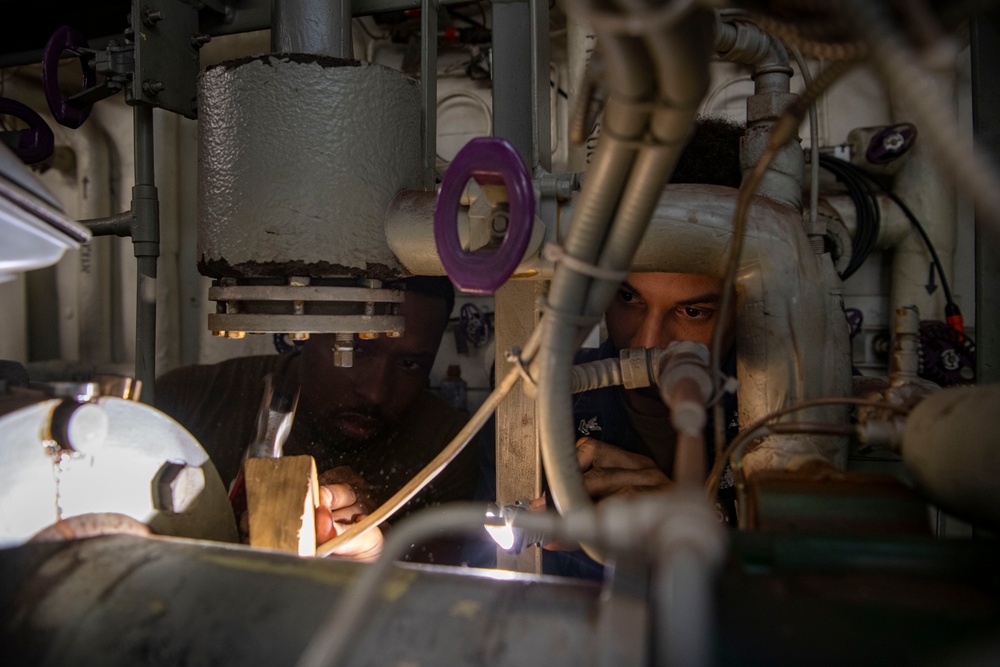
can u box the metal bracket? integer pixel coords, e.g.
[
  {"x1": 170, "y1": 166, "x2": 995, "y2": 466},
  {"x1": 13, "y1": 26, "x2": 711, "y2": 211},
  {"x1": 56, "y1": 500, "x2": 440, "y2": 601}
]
[{"x1": 130, "y1": 0, "x2": 201, "y2": 118}]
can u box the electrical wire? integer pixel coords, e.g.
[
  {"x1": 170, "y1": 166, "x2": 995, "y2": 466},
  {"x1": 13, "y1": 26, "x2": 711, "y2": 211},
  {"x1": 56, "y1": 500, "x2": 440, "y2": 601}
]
[
  {"x1": 824, "y1": 155, "x2": 957, "y2": 309},
  {"x1": 435, "y1": 90, "x2": 492, "y2": 165},
  {"x1": 818, "y1": 153, "x2": 881, "y2": 280}
]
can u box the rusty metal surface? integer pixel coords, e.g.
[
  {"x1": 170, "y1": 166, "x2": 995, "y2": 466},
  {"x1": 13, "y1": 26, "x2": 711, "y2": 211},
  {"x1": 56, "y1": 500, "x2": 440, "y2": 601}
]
[
  {"x1": 744, "y1": 466, "x2": 932, "y2": 537},
  {"x1": 718, "y1": 531, "x2": 1000, "y2": 667},
  {"x1": 0, "y1": 534, "x2": 609, "y2": 667}
]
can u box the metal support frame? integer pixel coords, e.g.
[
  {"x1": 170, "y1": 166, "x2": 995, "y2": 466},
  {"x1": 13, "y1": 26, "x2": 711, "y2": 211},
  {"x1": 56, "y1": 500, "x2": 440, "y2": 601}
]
[
  {"x1": 132, "y1": 103, "x2": 159, "y2": 405},
  {"x1": 421, "y1": 0, "x2": 439, "y2": 189},
  {"x1": 971, "y1": 17, "x2": 1000, "y2": 383}
]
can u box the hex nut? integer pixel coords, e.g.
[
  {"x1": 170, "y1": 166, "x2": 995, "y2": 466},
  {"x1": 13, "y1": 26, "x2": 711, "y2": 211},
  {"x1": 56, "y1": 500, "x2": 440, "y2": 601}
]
[{"x1": 153, "y1": 462, "x2": 206, "y2": 514}]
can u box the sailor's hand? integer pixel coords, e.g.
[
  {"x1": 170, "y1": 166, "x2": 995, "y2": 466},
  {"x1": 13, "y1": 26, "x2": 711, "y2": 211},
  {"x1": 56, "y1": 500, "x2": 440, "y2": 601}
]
[
  {"x1": 315, "y1": 483, "x2": 383, "y2": 562},
  {"x1": 575, "y1": 436, "x2": 673, "y2": 502}
]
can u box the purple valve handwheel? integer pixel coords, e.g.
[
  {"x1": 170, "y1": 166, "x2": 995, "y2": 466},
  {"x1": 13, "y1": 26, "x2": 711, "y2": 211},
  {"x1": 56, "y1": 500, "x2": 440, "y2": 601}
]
[
  {"x1": 0, "y1": 98, "x2": 55, "y2": 164},
  {"x1": 434, "y1": 137, "x2": 534, "y2": 294},
  {"x1": 42, "y1": 25, "x2": 96, "y2": 129}
]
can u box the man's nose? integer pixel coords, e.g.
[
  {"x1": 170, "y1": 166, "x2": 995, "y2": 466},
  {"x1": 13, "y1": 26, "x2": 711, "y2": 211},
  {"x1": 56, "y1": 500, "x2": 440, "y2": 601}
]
[
  {"x1": 351, "y1": 356, "x2": 392, "y2": 407},
  {"x1": 631, "y1": 312, "x2": 673, "y2": 350}
]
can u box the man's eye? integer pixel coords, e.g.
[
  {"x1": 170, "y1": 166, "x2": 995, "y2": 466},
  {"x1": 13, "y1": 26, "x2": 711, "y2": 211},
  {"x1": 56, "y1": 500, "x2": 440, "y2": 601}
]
[
  {"x1": 618, "y1": 288, "x2": 638, "y2": 303},
  {"x1": 399, "y1": 359, "x2": 425, "y2": 373},
  {"x1": 682, "y1": 306, "x2": 713, "y2": 320}
]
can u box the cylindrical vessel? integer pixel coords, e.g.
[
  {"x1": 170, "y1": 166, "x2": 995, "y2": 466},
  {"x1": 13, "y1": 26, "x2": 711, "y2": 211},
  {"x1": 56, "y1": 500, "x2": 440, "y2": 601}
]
[
  {"x1": 198, "y1": 55, "x2": 422, "y2": 280},
  {"x1": 902, "y1": 384, "x2": 1000, "y2": 529},
  {"x1": 0, "y1": 534, "x2": 611, "y2": 666}
]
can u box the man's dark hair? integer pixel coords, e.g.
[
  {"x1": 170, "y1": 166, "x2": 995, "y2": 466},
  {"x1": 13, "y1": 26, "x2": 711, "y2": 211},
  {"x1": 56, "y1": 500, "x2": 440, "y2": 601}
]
[
  {"x1": 392, "y1": 276, "x2": 456, "y2": 325},
  {"x1": 671, "y1": 116, "x2": 744, "y2": 189}
]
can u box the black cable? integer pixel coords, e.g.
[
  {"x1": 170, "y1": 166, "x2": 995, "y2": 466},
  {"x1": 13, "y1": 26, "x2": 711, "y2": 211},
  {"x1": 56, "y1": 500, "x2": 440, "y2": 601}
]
[
  {"x1": 823, "y1": 155, "x2": 956, "y2": 309},
  {"x1": 869, "y1": 184, "x2": 955, "y2": 307},
  {"x1": 819, "y1": 154, "x2": 881, "y2": 280}
]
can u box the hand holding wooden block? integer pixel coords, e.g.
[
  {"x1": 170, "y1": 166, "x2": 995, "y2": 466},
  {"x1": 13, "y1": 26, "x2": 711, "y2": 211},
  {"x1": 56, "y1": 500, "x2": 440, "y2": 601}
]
[{"x1": 244, "y1": 455, "x2": 319, "y2": 556}]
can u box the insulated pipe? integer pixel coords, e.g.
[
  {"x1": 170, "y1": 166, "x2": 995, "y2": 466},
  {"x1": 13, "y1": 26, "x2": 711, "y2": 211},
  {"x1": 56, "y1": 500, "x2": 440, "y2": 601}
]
[
  {"x1": 631, "y1": 183, "x2": 852, "y2": 473},
  {"x1": 901, "y1": 384, "x2": 1000, "y2": 530},
  {"x1": 271, "y1": 0, "x2": 352, "y2": 58},
  {"x1": 0, "y1": 532, "x2": 610, "y2": 667},
  {"x1": 889, "y1": 72, "x2": 956, "y2": 322}
]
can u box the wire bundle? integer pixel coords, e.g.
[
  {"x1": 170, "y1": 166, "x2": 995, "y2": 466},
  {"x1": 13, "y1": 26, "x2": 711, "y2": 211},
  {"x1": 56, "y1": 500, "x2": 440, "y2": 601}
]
[
  {"x1": 819, "y1": 154, "x2": 961, "y2": 326},
  {"x1": 818, "y1": 153, "x2": 881, "y2": 280}
]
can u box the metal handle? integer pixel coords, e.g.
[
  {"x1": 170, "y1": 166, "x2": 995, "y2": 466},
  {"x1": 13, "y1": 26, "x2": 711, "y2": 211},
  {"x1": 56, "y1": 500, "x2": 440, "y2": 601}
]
[
  {"x1": 0, "y1": 98, "x2": 54, "y2": 164},
  {"x1": 42, "y1": 25, "x2": 96, "y2": 129},
  {"x1": 434, "y1": 137, "x2": 534, "y2": 294}
]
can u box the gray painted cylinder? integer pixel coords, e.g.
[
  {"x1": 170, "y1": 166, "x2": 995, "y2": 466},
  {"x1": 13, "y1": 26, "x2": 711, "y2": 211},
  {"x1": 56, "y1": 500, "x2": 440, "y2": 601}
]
[
  {"x1": 1, "y1": 534, "x2": 611, "y2": 666},
  {"x1": 198, "y1": 55, "x2": 422, "y2": 280}
]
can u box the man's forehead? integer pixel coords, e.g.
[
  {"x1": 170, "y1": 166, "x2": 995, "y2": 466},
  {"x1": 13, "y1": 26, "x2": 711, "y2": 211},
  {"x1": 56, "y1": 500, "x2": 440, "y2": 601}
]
[{"x1": 626, "y1": 272, "x2": 723, "y2": 302}]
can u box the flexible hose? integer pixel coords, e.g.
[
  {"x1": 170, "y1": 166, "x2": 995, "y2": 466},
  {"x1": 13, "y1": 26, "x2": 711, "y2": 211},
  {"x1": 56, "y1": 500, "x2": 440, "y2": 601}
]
[
  {"x1": 535, "y1": 0, "x2": 658, "y2": 542},
  {"x1": 571, "y1": 357, "x2": 624, "y2": 394},
  {"x1": 536, "y1": 4, "x2": 713, "y2": 566}
]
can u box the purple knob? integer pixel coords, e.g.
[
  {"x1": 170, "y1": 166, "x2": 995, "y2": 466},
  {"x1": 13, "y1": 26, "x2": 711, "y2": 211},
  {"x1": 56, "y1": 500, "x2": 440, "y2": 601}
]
[
  {"x1": 434, "y1": 137, "x2": 534, "y2": 294},
  {"x1": 0, "y1": 98, "x2": 55, "y2": 164},
  {"x1": 42, "y1": 25, "x2": 96, "y2": 129}
]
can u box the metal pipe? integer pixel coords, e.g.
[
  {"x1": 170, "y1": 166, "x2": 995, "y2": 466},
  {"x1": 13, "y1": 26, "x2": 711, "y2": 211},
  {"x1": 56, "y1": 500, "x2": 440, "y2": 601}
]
[
  {"x1": 271, "y1": 0, "x2": 353, "y2": 57},
  {"x1": 971, "y1": 16, "x2": 1000, "y2": 383},
  {"x1": 492, "y1": 0, "x2": 537, "y2": 166},
  {"x1": 530, "y1": 0, "x2": 552, "y2": 172},
  {"x1": 630, "y1": 183, "x2": 852, "y2": 474},
  {"x1": 421, "y1": 0, "x2": 437, "y2": 189},
  {"x1": 901, "y1": 384, "x2": 1000, "y2": 530},
  {"x1": 714, "y1": 14, "x2": 801, "y2": 210},
  {"x1": 79, "y1": 211, "x2": 133, "y2": 237},
  {"x1": 0, "y1": 531, "x2": 611, "y2": 667},
  {"x1": 889, "y1": 71, "x2": 956, "y2": 322},
  {"x1": 131, "y1": 104, "x2": 159, "y2": 405},
  {"x1": 845, "y1": 0, "x2": 1000, "y2": 250}
]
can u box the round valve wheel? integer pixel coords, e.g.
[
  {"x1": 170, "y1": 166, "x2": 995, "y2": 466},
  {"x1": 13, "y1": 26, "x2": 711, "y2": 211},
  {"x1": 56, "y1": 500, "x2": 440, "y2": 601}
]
[
  {"x1": 42, "y1": 25, "x2": 96, "y2": 129},
  {"x1": 434, "y1": 137, "x2": 534, "y2": 294},
  {"x1": 0, "y1": 98, "x2": 54, "y2": 164}
]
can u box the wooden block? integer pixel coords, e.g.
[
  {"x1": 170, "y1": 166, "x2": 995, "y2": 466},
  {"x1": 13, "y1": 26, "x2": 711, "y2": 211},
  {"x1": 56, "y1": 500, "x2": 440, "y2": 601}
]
[{"x1": 244, "y1": 455, "x2": 319, "y2": 556}]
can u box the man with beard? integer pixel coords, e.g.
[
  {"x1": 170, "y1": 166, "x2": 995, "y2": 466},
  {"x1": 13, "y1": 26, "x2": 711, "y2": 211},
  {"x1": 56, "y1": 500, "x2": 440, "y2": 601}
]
[{"x1": 156, "y1": 276, "x2": 475, "y2": 562}]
